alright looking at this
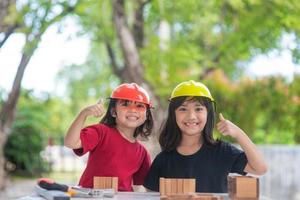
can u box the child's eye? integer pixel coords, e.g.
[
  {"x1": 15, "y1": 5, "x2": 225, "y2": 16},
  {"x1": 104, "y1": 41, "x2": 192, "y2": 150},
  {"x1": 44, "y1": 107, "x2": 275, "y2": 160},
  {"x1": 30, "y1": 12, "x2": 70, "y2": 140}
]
[
  {"x1": 177, "y1": 107, "x2": 187, "y2": 111},
  {"x1": 136, "y1": 104, "x2": 147, "y2": 111},
  {"x1": 119, "y1": 100, "x2": 129, "y2": 106},
  {"x1": 195, "y1": 107, "x2": 204, "y2": 112},
  {"x1": 136, "y1": 104, "x2": 146, "y2": 109}
]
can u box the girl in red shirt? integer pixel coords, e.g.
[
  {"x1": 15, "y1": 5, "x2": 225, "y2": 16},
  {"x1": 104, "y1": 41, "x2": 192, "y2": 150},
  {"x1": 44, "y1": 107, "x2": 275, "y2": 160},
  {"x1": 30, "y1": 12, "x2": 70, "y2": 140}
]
[{"x1": 64, "y1": 83, "x2": 153, "y2": 191}]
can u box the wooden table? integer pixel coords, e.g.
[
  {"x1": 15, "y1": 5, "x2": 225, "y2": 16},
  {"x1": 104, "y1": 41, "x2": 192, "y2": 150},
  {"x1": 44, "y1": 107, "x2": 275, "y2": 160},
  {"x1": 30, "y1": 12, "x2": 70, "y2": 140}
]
[{"x1": 18, "y1": 192, "x2": 272, "y2": 200}]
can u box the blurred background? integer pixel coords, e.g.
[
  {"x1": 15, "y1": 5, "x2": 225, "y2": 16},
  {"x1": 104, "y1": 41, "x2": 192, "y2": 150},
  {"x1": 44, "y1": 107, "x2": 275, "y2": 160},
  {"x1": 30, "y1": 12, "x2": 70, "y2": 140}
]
[{"x1": 0, "y1": 0, "x2": 300, "y2": 199}]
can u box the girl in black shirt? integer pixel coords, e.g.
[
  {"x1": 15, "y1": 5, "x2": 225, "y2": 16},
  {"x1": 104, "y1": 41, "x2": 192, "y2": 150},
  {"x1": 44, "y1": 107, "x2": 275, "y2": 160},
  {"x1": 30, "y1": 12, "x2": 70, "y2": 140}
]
[{"x1": 143, "y1": 80, "x2": 267, "y2": 192}]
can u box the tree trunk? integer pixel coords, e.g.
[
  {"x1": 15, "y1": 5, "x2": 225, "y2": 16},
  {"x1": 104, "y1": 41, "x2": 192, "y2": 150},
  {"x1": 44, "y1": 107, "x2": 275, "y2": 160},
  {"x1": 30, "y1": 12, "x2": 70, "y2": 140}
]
[
  {"x1": 132, "y1": 0, "x2": 150, "y2": 49},
  {"x1": 0, "y1": 132, "x2": 7, "y2": 190},
  {"x1": 112, "y1": 0, "x2": 164, "y2": 118},
  {"x1": 112, "y1": 0, "x2": 164, "y2": 156},
  {"x1": 0, "y1": 50, "x2": 34, "y2": 189}
]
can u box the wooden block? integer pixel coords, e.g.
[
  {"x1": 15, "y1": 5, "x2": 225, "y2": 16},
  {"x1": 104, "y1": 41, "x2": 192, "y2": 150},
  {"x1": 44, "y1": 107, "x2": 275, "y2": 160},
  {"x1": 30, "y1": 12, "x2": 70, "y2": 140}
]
[
  {"x1": 183, "y1": 179, "x2": 195, "y2": 194},
  {"x1": 191, "y1": 193, "x2": 224, "y2": 200},
  {"x1": 228, "y1": 176, "x2": 236, "y2": 197},
  {"x1": 160, "y1": 195, "x2": 168, "y2": 200},
  {"x1": 192, "y1": 194, "x2": 213, "y2": 200},
  {"x1": 165, "y1": 194, "x2": 191, "y2": 200},
  {"x1": 236, "y1": 177, "x2": 257, "y2": 198},
  {"x1": 160, "y1": 178, "x2": 196, "y2": 197},
  {"x1": 228, "y1": 175, "x2": 259, "y2": 199},
  {"x1": 93, "y1": 176, "x2": 118, "y2": 192}
]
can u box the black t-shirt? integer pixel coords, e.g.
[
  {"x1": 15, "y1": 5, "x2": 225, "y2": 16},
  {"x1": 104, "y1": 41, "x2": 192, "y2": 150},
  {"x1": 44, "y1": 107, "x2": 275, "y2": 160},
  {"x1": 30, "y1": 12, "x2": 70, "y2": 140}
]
[{"x1": 143, "y1": 141, "x2": 247, "y2": 193}]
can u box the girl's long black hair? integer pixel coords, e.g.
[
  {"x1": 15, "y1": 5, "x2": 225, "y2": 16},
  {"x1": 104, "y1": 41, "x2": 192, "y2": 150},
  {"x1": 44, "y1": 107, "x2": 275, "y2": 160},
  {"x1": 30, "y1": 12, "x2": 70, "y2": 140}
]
[
  {"x1": 159, "y1": 96, "x2": 219, "y2": 151},
  {"x1": 100, "y1": 99, "x2": 154, "y2": 139}
]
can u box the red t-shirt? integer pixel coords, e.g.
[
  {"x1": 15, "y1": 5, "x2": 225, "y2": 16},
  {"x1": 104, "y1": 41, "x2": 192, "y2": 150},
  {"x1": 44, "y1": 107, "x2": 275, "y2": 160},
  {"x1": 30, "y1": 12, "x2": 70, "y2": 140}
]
[{"x1": 73, "y1": 124, "x2": 151, "y2": 191}]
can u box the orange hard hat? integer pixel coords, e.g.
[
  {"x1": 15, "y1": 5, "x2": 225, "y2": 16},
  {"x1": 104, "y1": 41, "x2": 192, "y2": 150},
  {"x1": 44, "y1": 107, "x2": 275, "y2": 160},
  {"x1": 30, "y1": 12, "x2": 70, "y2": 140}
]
[{"x1": 110, "y1": 83, "x2": 152, "y2": 106}]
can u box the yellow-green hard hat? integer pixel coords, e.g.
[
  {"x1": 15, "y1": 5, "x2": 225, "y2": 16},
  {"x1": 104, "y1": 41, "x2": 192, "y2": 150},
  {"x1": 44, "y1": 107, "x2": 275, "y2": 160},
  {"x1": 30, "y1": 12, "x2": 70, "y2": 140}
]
[{"x1": 170, "y1": 80, "x2": 214, "y2": 101}]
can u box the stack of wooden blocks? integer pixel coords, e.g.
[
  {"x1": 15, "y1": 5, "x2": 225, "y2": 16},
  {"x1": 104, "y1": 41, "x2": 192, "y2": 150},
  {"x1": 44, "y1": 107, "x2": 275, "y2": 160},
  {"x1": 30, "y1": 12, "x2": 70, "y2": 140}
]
[
  {"x1": 93, "y1": 176, "x2": 118, "y2": 193},
  {"x1": 227, "y1": 175, "x2": 259, "y2": 200},
  {"x1": 160, "y1": 178, "x2": 196, "y2": 196},
  {"x1": 159, "y1": 178, "x2": 223, "y2": 200}
]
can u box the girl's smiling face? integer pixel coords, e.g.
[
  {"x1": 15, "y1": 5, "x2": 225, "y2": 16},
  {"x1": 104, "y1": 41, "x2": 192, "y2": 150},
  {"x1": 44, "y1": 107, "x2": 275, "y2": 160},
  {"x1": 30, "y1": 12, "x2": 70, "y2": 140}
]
[
  {"x1": 115, "y1": 100, "x2": 147, "y2": 130},
  {"x1": 175, "y1": 99, "x2": 208, "y2": 137}
]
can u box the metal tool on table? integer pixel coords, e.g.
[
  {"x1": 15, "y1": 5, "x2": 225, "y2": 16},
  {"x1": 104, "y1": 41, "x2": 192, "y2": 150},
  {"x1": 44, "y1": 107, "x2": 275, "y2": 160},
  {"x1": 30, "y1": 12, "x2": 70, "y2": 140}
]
[
  {"x1": 36, "y1": 178, "x2": 115, "y2": 199},
  {"x1": 35, "y1": 185, "x2": 70, "y2": 200},
  {"x1": 70, "y1": 186, "x2": 115, "y2": 198}
]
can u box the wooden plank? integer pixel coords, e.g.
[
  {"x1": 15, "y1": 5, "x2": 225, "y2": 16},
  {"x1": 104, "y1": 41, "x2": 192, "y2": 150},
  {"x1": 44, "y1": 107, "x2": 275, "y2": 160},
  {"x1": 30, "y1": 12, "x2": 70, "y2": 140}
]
[
  {"x1": 171, "y1": 179, "x2": 177, "y2": 194},
  {"x1": 105, "y1": 177, "x2": 112, "y2": 189},
  {"x1": 160, "y1": 178, "x2": 165, "y2": 196},
  {"x1": 165, "y1": 178, "x2": 172, "y2": 196},
  {"x1": 177, "y1": 179, "x2": 183, "y2": 194},
  {"x1": 112, "y1": 177, "x2": 118, "y2": 192},
  {"x1": 93, "y1": 176, "x2": 102, "y2": 189},
  {"x1": 189, "y1": 179, "x2": 196, "y2": 193}
]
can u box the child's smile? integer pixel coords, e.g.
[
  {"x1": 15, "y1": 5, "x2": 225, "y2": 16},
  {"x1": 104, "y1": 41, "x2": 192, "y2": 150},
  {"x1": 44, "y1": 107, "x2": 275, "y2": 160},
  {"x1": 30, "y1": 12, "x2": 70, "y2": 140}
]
[
  {"x1": 184, "y1": 121, "x2": 200, "y2": 127},
  {"x1": 126, "y1": 113, "x2": 140, "y2": 121}
]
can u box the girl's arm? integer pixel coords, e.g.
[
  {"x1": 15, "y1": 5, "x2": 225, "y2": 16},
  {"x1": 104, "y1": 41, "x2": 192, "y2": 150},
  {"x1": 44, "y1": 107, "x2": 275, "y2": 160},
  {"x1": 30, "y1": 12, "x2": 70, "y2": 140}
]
[
  {"x1": 64, "y1": 101, "x2": 104, "y2": 149},
  {"x1": 217, "y1": 113, "x2": 268, "y2": 175}
]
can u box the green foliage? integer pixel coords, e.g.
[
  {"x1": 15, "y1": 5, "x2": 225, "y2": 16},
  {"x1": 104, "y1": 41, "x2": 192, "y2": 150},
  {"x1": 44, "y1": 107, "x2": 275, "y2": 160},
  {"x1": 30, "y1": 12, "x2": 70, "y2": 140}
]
[
  {"x1": 4, "y1": 90, "x2": 51, "y2": 176},
  {"x1": 289, "y1": 75, "x2": 300, "y2": 143},
  {"x1": 54, "y1": 0, "x2": 300, "y2": 144},
  {"x1": 206, "y1": 73, "x2": 300, "y2": 144},
  {"x1": 3, "y1": 89, "x2": 76, "y2": 176},
  {"x1": 42, "y1": 96, "x2": 74, "y2": 143},
  {"x1": 17, "y1": 90, "x2": 73, "y2": 143},
  {"x1": 68, "y1": 0, "x2": 300, "y2": 90},
  {"x1": 0, "y1": 88, "x2": 4, "y2": 105},
  {"x1": 4, "y1": 120, "x2": 48, "y2": 176},
  {"x1": 57, "y1": 44, "x2": 120, "y2": 116}
]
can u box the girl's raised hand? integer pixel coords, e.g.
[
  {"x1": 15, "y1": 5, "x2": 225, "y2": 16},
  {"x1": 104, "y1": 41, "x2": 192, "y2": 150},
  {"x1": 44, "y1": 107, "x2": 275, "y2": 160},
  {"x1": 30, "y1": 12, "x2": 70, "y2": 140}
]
[
  {"x1": 82, "y1": 99, "x2": 105, "y2": 118},
  {"x1": 216, "y1": 113, "x2": 243, "y2": 139}
]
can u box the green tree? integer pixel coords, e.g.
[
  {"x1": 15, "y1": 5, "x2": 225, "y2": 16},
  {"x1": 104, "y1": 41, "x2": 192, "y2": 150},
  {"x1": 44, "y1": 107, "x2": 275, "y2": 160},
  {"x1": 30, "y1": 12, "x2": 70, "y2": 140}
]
[
  {"x1": 287, "y1": 75, "x2": 300, "y2": 143},
  {"x1": 61, "y1": 0, "x2": 300, "y2": 122},
  {"x1": 4, "y1": 90, "x2": 49, "y2": 176},
  {"x1": 67, "y1": 0, "x2": 299, "y2": 93},
  {"x1": 205, "y1": 72, "x2": 300, "y2": 144},
  {"x1": 57, "y1": 44, "x2": 120, "y2": 114},
  {"x1": 0, "y1": 0, "x2": 81, "y2": 188}
]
